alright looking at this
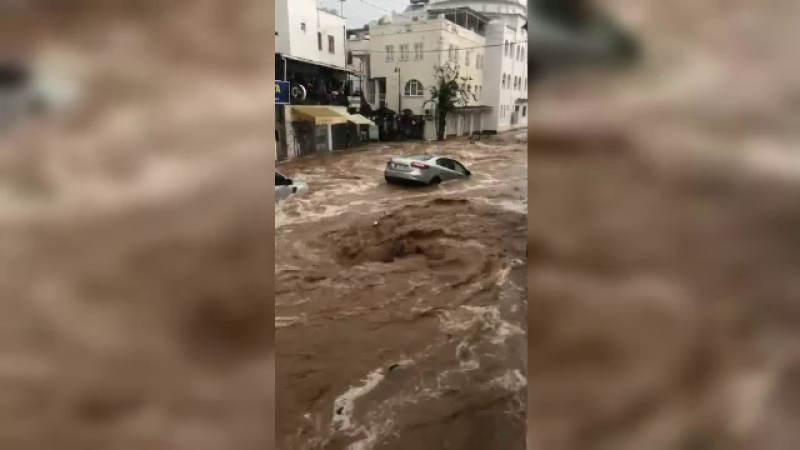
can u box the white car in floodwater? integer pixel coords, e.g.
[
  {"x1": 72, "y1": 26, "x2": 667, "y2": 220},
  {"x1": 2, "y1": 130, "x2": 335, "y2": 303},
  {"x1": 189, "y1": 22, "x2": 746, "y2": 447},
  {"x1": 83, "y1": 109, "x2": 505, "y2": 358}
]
[{"x1": 275, "y1": 170, "x2": 308, "y2": 203}]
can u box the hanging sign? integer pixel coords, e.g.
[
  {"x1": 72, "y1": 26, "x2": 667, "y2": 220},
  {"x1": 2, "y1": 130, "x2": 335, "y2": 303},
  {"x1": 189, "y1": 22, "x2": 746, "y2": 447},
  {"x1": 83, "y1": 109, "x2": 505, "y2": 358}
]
[{"x1": 275, "y1": 81, "x2": 290, "y2": 105}]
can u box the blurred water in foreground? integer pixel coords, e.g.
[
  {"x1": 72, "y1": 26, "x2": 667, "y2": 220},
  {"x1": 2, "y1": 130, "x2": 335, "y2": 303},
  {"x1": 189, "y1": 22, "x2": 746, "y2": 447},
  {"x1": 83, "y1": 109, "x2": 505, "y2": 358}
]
[{"x1": 0, "y1": 2, "x2": 274, "y2": 450}]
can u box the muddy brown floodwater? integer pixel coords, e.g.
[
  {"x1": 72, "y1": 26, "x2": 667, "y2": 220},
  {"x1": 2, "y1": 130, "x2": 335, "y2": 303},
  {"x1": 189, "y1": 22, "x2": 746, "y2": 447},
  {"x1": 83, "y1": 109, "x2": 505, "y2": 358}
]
[{"x1": 275, "y1": 133, "x2": 528, "y2": 449}]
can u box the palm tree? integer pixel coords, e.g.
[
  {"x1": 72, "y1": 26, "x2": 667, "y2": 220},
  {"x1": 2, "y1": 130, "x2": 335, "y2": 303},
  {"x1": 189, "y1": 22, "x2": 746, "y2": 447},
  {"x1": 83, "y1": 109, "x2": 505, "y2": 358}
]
[{"x1": 424, "y1": 64, "x2": 474, "y2": 141}]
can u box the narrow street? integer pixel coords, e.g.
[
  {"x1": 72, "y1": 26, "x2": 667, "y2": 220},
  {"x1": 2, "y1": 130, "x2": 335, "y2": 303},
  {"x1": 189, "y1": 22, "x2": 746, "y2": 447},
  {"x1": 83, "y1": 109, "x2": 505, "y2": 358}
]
[{"x1": 275, "y1": 133, "x2": 528, "y2": 449}]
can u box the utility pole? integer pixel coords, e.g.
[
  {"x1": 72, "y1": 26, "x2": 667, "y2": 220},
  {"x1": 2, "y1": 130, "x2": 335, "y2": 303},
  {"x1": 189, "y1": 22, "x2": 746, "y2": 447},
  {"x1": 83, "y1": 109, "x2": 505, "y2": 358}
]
[{"x1": 394, "y1": 66, "x2": 401, "y2": 113}]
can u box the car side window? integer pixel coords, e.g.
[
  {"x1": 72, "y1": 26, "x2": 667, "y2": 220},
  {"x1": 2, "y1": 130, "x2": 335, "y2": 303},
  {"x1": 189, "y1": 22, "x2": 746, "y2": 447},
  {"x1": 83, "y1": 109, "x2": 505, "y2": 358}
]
[
  {"x1": 452, "y1": 161, "x2": 467, "y2": 175},
  {"x1": 438, "y1": 159, "x2": 455, "y2": 171}
]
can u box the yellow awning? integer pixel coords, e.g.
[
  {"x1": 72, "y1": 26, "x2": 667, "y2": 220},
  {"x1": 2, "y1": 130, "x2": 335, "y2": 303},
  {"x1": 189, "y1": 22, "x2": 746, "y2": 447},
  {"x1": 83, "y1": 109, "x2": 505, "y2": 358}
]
[
  {"x1": 290, "y1": 106, "x2": 349, "y2": 125},
  {"x1": 347, "y1": 114, "x2": 376, "y2": 126}
]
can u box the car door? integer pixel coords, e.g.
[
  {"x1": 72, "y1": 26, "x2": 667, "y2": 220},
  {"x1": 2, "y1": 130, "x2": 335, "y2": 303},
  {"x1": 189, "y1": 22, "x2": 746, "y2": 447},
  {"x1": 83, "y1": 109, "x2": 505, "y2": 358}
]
[{"x1": 450, "y1": 160, "x2": 470, "y2": 177}]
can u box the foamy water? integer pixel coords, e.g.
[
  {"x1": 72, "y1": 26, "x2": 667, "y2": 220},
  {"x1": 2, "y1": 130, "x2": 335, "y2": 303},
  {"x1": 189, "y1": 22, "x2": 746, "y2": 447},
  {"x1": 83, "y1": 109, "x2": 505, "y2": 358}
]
[{"x1": 275, "y1": 134, "x2": 527, "y2": 448}]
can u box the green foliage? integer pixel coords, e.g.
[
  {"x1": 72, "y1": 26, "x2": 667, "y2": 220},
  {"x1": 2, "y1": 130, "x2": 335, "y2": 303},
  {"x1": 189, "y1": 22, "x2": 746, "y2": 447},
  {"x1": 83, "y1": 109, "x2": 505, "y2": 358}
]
[{"x1": 424, "y1": 63, "x2": 475, "y2": 141}]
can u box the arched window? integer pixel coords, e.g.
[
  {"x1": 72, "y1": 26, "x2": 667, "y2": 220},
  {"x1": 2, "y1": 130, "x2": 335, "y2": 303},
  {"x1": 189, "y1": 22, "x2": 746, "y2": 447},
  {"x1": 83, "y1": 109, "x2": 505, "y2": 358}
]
[{"x1": 404, "y1": 79, "x2": 424, "y2": 96}]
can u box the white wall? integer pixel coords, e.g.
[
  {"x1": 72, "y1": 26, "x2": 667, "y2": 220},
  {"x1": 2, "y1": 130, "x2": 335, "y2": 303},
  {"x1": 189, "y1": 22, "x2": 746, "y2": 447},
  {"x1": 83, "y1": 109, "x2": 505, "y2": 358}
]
[
  {"x1": 316, "y1": 9, "x2": 347, "y2": 67},
  {"x1": 276, "y1": 0, "x2": 346, "y2": 69},
  {"x1": 370, "y1": 17, "x2": 486, "y2": 115},
  {"x1": 275, "y1": 0, "x2": 290, "y2": 55}
]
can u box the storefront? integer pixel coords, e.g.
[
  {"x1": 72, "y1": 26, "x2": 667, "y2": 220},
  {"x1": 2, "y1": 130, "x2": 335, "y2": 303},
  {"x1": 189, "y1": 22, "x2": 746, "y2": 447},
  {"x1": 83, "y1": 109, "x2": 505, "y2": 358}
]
[{"x1": 278, "y1": 106, "x2": 376, "y2": 159}]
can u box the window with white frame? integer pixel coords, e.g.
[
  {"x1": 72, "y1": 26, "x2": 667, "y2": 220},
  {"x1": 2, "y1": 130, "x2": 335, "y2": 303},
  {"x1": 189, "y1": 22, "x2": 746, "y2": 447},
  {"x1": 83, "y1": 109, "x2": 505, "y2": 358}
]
[
  {"x1": 501, "y1": 74, "x2": 506, "y2": 88},
  {"x1": 301, "y1": 23, "x2": 306, "y2": 33},
  {"x1": 465, "y1": 49, "x2": 470, "y2": 66},
  {"x1": 404, "y1": 79, "x2": 424, "y2": 96},
  {"x1": 399, "y1": 44, "x2": 409, "y2": 61},
  {"x1": 505, "y1": 41, "x2": 510, "y2": 56},
  {"x1": 449, "y1": 45, "x2": 456, "y2": 61},
  {"x1": 454, "y1": 46, "x2": 460, "y2": 62},
  {"x1": 385, "y1": 45, "x2": 394, "y2": 62},
  {"x1": 414, "y1": 43, "x2": 423, "y2": 60},
  {"x1": 328, "y1": 35, "x2": 335, "y2": 54}
]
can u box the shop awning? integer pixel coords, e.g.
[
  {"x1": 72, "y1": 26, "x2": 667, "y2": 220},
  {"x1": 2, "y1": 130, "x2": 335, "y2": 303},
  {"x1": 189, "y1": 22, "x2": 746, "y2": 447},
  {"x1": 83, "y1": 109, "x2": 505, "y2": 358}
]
[
  {"x1": 290, "y1": 106, "x2": 349, "y2": 125},
  {"x1": 347, "y1": 114, "x2": 375, "y2": 126}
]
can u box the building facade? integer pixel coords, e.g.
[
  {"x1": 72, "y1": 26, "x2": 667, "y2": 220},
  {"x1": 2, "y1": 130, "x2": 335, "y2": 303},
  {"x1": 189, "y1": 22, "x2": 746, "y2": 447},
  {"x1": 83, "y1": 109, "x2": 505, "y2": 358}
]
[
  {"x1": 275, "y1": 0, "x2": 346, "y2": 69},
  {"x1": 345, "y1": 27, "x2": 380, "y2": 113},
  {"x1": 346, "y1": 1, "x2": 527, "y2": 140},
  {"x1": 369, "y1": 12, "x2": 489, "y2": 139},
  {"x1": 275, "y1": 0, "x2": 375, "y2": 162},
  {"x1": 482, "y1": 14, "x2": 528, "y2": 131},
  {"x1": 411, "y1": 1, "x2": 529, "y2": 134}
]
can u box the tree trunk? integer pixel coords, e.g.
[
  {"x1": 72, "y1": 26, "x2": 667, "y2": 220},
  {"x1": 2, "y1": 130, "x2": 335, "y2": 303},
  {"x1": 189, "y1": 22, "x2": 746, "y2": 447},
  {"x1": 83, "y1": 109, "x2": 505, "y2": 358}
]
[{"x1": 436, "y1": 106, "x2": 446, "y2": 141}]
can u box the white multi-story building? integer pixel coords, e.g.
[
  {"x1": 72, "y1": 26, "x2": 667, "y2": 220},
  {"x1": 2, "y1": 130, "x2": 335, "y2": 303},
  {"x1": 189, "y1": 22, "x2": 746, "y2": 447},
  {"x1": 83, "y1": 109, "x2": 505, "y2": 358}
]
[
  {"x1": 483, "y1": 13, "x2": 528, "y2": 130},
  {"x1": 275, "y1": 0, "x2": 346, "y2": 71},
  {"x1": 369, "y1": 11, "x2": 489, "y2": 138},
  {"x1": 275, "y1": 0, "x2": 376, "y2": 162},
  {"x1": 349, "y1": 1, "x2": 527, "y2": 139}
]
